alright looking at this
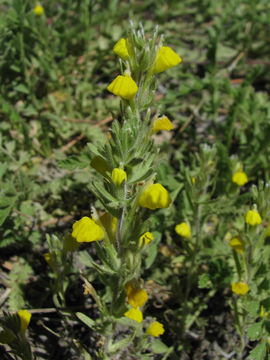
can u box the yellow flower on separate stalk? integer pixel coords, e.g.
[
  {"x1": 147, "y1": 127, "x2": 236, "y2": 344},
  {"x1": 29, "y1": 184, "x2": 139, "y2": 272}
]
[
  {"x1": 229, "y1": 237, "x2": 245, "y2": 254},
  {"x1": 152, "y1": 46, "x2": 182, "y2": 73},
  {"x1": 107, "y1": 74, "x2": 138, "y2": 100},
  {"x1": 232, "y1": 171, "x2": 248, "y2": 186},
  {"x1": 139, "y1": 232, "x2": 154, "y2": 246},
  {"x1": 33, "y1": 4, "x2": 44, "y2": 16},
  {"x1": 72, "y1": 217, "x2": 104, "y2": 243},
  {"x1": 17, "y1": 310, "x2": 32, "y2": 332},
  {"x1": 138, "y1": 183, "x2": 171, "y2": 210},
  {"x1": 125, "y1": 284, "x2": 148, "y2": 308},
  {"x1": 124, "y1": 307, "x2": 143, "y2": 323},
  {"x1": 245, "y1": 209, "x2": 262, "y2": 226},
  {"x1": 152, "y1": 116, "x2": 174, "y2": 133},
  {"x1": 146, "y1": 321, "x2": 165, "y2": 337},
  {"x1": 63, "y1": 234, "x2": 80, "y2": 252},
  {"x1": 231, "y1": 282, "x2": 249, "y2": 295},
  {"x1": 111, "y1": 168, "x2": 127, "y2": 186},
  {"x1": 113, "y1": 38, "x2": 129, "y2": 60},
  {"x1": 175, "y1": 222, "x2": 191, "y2": 239}
]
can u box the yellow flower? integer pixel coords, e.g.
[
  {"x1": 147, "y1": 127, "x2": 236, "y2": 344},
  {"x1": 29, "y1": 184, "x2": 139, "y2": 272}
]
[
  {"x1": 231, "y1": 282, "x2": 249, "y2": 295},
  {"x1": 17, "y1": 310, "x2": 32, "y2": 332},
  {"x1": 153, "y1": 46, "x2": 182, "y2": 73},
  {"x1": 113, "y1": 38, "x2": 129, "y2": 60},
  {"x1": 175, "y1": 222, "x2": 191, "y2": 239},
  {"x1": 229, "y1": 237, "x2": 245, "y2": 254},
  {"x1": 124, "y1": 307, "x2": 143, "y2": 323},
  {"x1": 232, "y1": 171, "x2": 248, "y2": 186},
  {"x1": 138, "y1": 183, "x2": 171, "y2": 210},
  {"x1": 63, "y1": 234, "x2": 80, "y2": 252},
  {"x1": 72, "y1": 217, "x2": 104, "y2": 243},
  {"x1": 125, "y1": 284, "x2": 148, "y2": 307},
  {"x1": 107, "y1": 74, "x2": 138, "y2": 100},
  {"x1": 111, "y1": 168, "x2": 127, "y2": 185},
  {"x1": 152, "y1": 116, "x2": 174, "y2": 132},
  {"x1": 139, "y1": 232, "x2": 154, "y2": 246},
  {"x1": 245, "y1": 209, "x2": 262, "y2": 226},
  {"x1": 33, "y1": 4, "x2": 44, "y2": 16},
  {"x1": 146, "y1": 321, "x2": 165, "y2": 337}
]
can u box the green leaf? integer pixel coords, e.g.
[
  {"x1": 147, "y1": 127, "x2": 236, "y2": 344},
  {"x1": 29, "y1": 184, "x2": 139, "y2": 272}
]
[
  {"x1": 58, "y1": 154, "x2": 90, "y2": 170},
  {"x1": 246, "y1": 301, "x2": 260, "y2": 317},
  {"x1": 248, "y1": 343, "x2": 267, "y2": 360},
  {"x1": 151, "y1": 339, "x2": 169, "y2": 354},
  {"x1": 247, "y1": 322, "x2": 263, "y2": 341},
  {"x1": 76, "y1": 312, "x2": 96, "y2": 330}
]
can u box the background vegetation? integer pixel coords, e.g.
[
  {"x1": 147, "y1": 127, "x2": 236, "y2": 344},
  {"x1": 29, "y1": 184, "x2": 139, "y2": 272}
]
[{"x1": 1, "y1": 0, "x2": 270, "y2": 359}]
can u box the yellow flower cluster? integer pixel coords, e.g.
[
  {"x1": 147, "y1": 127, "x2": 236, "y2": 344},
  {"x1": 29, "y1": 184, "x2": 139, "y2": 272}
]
[
  {"x1": 123, "y1": 284, "x2": 165, "y2": 336},
  {"x1": 108, "y1": 39, "x2": 182, "y2": 100},
  {"x1": 138, "y1": 183, "x2": 171, "y2": 210}
]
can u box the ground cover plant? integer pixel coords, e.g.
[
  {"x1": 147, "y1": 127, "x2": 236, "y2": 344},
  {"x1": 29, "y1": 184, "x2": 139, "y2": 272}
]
[{"x1": 1, "y1": 0, "x2": 270, "y2": 359}]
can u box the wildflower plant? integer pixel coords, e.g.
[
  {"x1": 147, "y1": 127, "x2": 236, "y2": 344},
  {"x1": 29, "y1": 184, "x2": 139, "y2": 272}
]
[{"x1": 45, "y1": 23, "x2": 181, "y2": 359}]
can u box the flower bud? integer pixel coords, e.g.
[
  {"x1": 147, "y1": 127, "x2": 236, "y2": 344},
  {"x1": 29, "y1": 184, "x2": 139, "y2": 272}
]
[
  {"x1": 245, "y1": 209, "x2": 262, "y2": 226},
  {"x1": 146, "y1": 321, "x2": 165, "y2": 337},
  {"x1": 232, "y1": 171, "x2": 248, "y2": 186},
  {"x1": 111, "y1": 168, "x2": 127, "y2": 186},
  {"x1": 113, "y1": 38, "x2": 129, "y2": 60},
  {"x1": 175, "y1": 222, "x2": 191, "y2": 239}
]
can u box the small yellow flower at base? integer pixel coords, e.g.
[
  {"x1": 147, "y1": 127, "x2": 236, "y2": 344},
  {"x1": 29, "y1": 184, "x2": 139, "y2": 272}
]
[
  {"x1": 175, "y1": 222, "x2": 191, "y2": 239},
  {"x1": 232, "y1": 171, "x2": 248, "y2": 186},
  {"x1": 113, "y1": 38, "x2": 129, "y2": 60},
  {"x1": 153, "y1": 46, "x2": 182, "y2": 73},
  {"x1": 152, "y1": 116, "x2": 174, "y2": 133},
  {"x1": 107, "y1": 74, "x2": 138, "y2": 100},
  {"x1": 17, "y1": 310, "x2": 32, "y2": 332},
  {"x1": 124, "y1": 307, "x2": 143, "y2": 323},
  {"x1": 33, "y1": 4, "x2": 44, "y2": 16},
  {"x1": 138, "y1": 183, "x2": 171, "y2": 210},
  {"x1": 231, "y1": 282, "x2": 249, "y2": 295},
  {"x1": 125, "y1": 285, "x2": 148, "y2": 308},
  {"x1": 139, "y1": 232, "x2": 154, "y2": 246},
  {"x1": 229, "y1": 237, "x2": 245, "y2": 254},
  {"x1": 245, "y1": 209, "x2": 262, "y2": 226},
  {"x1": 146, "y1": 321, "x2": 165, "y2": 337},
  {"x1": 111, "y1": 168, "x2": 127, "y2": 186},
  {"x1": 72, "y1": 217, "x2": 104, "y2": 243}
]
